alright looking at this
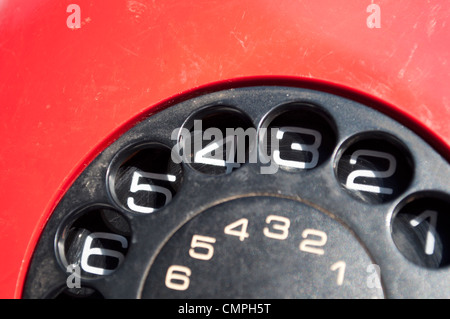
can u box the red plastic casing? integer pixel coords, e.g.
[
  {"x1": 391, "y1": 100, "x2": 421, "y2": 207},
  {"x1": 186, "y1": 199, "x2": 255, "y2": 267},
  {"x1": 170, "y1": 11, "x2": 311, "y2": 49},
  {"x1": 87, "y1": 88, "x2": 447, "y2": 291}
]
[{"x1": 0, "y1": 1, "x2": 449, "y2": 298}]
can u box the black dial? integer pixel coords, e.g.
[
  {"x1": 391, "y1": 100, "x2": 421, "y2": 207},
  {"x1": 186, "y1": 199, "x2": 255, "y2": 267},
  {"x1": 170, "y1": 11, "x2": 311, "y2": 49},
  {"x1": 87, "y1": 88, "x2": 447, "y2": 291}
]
[
  {"x1": 23, "y1": 85, "x2": 450, "y2": 299},
  {"x1": 143, "y1": 196, "x2": 384, "y2": 298}
]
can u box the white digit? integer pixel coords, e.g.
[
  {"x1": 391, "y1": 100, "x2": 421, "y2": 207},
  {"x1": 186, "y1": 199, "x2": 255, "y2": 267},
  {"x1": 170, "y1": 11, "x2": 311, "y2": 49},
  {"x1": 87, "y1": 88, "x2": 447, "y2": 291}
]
[
  {"x1": 345, "y1": 149, "x2": 396, "y2": 194},
  {"x1": 273, "y1": 126, "x2": 322, "y2": 169},
  {"x1": 330, "y1": 261, "x2": 346, "y2": 286},
  {"x1": 80, "y1": 232, "x2": 128, "y2": 276},
  {"x1": 189, "y1": 235, "x2": 217, "y2": 261},
  {"x1": 195, "y1": 135, "x2": 240, "y2": 173},
  {"x1": 299, "y1": 229, "x2": 327, "y2": 255},
  {"x1": 127, "y1": 170, "x2": 175, "y2": 213},
  {"x1": 409, "y1": 210, "x2": 438, "y2": 255},
  {"x1": 224, "y1": 218, "x2": 249, "y2": 241},
  {"x1": 165, "y1": 265, "x2": 191, "y2": 291},
  {"x1": 263, "y1": 215, "x2": 290, "y2": 240}
]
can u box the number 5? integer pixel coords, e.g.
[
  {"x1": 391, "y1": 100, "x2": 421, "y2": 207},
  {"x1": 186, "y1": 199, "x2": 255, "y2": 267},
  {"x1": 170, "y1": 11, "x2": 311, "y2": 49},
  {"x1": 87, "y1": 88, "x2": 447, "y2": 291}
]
[
  {"x1": 127, "y1": 170, "x2": 176, "y2": 213},
  {"x1": 189, "y1": 235, "x2": 216, "y2": 261}
]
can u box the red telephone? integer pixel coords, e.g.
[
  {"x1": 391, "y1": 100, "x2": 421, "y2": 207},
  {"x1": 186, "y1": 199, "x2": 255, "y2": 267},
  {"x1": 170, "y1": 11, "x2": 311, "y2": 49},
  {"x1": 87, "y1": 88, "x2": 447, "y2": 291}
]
[{"x1": 1, "y1": 1, "x2": 449, "y2": 299}]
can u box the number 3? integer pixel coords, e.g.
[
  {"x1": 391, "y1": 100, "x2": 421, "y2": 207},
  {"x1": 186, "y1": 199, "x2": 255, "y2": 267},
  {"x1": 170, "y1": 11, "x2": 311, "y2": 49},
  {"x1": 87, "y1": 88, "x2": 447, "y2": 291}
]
[
  {"x1": 263, "y1": 215, "x2": 290, "y2": 240},
  {"x1": 273, "y1": 126, "x2": 322, "y2": 169}
]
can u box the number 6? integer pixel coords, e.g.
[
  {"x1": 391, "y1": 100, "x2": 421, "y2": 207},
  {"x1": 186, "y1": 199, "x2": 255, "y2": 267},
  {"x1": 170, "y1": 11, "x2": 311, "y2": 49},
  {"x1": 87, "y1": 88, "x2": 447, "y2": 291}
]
[
  {"x1": 80, "y1": 232, "x2": 128, "y2": 276},
  {"x1": 165, "y1": 265, "x2": 191, "y2": 291}
]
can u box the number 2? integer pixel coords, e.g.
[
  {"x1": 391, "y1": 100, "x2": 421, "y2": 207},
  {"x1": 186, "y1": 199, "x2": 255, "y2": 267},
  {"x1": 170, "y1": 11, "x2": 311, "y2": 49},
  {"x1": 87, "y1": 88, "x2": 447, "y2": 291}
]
[
  {"x1": 299, "y1": 229, "x2": 327, "y2": 255},
  {"x1": 345, "y1": 149, "x2": 396, "y2": 195}
]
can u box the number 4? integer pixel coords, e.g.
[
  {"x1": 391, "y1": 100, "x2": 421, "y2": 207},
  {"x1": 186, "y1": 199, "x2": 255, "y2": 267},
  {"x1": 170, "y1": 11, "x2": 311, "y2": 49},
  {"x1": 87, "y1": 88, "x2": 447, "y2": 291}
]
[
  {"x1": 195, "y1": 135, "x2": 241, "y2": 174},
  {"x1": 224, "y1": 218, "x2": 250, "y2": 241}
]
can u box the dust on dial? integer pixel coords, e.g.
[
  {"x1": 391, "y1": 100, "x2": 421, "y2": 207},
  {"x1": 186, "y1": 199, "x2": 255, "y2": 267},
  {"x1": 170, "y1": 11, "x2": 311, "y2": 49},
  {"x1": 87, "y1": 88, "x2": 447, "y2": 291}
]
[{"x1": 143, "y1": 196, "x2": 384, "y2": 298}]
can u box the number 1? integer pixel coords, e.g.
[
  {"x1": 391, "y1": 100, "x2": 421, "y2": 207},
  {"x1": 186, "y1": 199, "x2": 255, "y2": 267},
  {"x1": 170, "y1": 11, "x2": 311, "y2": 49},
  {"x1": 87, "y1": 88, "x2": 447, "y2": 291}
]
[{"x1": 409, "y1": 210, "x2": 438, "y2": 255}]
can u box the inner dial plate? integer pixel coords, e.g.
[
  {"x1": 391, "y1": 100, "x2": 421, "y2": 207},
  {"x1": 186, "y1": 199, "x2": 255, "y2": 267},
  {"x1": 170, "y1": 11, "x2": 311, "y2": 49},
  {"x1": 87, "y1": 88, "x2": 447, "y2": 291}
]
[
  {"x1": 23, "y1": 85, "x2": 450, "y2": 298},
  {"x1": 143, "y1": 196, "x2": 384, "y2": 299}
]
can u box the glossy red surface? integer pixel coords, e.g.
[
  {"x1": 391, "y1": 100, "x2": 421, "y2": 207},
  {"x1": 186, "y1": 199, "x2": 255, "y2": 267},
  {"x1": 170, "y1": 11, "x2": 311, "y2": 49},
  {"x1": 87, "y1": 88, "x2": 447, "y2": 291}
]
[{"x1": 0, "y1": 1, "x2": 449, "y2": 298}]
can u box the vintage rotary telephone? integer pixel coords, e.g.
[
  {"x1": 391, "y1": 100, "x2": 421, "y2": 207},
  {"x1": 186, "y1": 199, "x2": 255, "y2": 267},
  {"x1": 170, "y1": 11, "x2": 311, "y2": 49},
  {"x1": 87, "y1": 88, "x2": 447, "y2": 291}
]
[{"x1": 0, "y1": 1, "x2": 449, "y2": 298}]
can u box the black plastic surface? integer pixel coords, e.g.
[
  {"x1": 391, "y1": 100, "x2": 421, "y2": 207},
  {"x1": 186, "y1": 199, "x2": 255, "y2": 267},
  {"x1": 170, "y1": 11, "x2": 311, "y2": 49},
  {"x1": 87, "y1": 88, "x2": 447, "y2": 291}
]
[{"x1": 23, "y1": 86, "x2": 450, "y2": 298}]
